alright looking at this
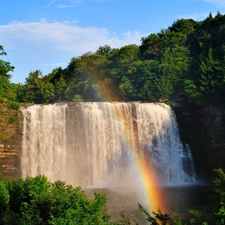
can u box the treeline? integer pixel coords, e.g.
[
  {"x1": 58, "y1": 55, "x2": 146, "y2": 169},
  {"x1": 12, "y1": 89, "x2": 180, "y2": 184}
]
[{"x1": 1, "y1": 12, "x2": 225, "y2": 105}]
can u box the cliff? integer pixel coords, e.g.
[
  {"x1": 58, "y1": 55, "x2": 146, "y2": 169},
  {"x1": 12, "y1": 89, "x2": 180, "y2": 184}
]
[
  {"x1": 174, "y1": 103, "x2": 225, "y2": 182},
  {"x1": 0, "y1": 100, "x2": 21, "y2": 180}
]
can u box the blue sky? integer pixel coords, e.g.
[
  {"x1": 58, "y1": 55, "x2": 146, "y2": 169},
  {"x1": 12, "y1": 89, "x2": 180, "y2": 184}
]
[{"x1": 1, "y1": 0, "x2": 225, "y2": 83}]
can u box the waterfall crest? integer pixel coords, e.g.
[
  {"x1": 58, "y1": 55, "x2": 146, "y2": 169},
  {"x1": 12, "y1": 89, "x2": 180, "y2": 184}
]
[{"x1": 20, "y1": 102, "x2": 196, "y2": 187}]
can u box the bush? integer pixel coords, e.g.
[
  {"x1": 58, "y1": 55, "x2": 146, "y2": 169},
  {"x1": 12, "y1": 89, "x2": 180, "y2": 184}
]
[
  {"x1": 6, "y1": 101, "x2": 20, "y2": 110},
  {"x1": 8, "y1": 116, "x2": 16, "y2": 124},
  {"x1": 0, "y1": 174, "x2": 9, "y2": 212},
  {"x1": 4, "y1": 175, "x2": 112, "y2": 225}
]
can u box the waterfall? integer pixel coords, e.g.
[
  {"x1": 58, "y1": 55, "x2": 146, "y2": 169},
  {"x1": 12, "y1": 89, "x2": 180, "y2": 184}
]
[{"x1": 20, "y1": 102, "x2": 196, "y2": 187}]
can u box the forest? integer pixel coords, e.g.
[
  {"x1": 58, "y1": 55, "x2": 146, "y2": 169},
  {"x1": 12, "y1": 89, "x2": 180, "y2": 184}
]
[
  {"x1": 1, "y1": 12, "x2": 225, "y2": 106},
  {"x1": 1, "y1": 12, "x2": 225, "y2": 224}
]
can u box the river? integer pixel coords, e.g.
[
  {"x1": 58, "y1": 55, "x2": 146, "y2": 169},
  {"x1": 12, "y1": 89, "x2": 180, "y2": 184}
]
[{"x1": 86, "y1": 185, "x2": 211, "y2": 224}]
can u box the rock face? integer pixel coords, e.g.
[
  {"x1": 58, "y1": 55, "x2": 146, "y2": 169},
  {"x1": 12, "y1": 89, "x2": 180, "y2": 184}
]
[
  {"x1": 202, "y1": 105, "x2": 225, "y2": 150},
  {"x1": 174, "y1": 104, "x2": 225, "y2": 181},
  {"x1": 0, "y1": 103, "x2": 21, "y2": 180},
  {"x1": 0, "y1": 144, "x2": 20, "y2": 179}
]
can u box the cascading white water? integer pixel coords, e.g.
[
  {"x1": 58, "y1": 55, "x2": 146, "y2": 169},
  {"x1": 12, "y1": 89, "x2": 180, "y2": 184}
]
[{"x1": 20, "y1": 102, "x2": 196, "y2": 187}]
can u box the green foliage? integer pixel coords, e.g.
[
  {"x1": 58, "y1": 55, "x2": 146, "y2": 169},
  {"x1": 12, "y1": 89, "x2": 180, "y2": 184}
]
[
  {"x1": 140, "y1": 33, "x2": 162, "y2": 60},
  {"x1": 8, "y1": 116, "x2": 16, "y2": 124},
  {"x1": 184, "y1": 168, "x2": 225, "y2": 225},
  {"x1": 43, "y1": 83, "x2": 55, "y2": 103},
  {"x1": 0, "y1": 46, "x2": 14, "y2": 80},
  {"x1": 1, "y1": 172, "x2": 225, "y2": 224},
  {"x1": 2, "y1": 175, "x2": 113, "y2": 225},
  {"x1": 1, "y1": 13, "x2": 225, "y2": 224},
  {"x1": 0, "y1": 13, "x2": 224, "y2": 104},
  {"x1": 6, "y1": 101, "x2": 20, "y2": 110},
  {"x1": 73, "y1": 94, "x2": 84, "y2": 102},
  {"x1": 0, "y1": 173, "x2": 9, "y2": 213},
  {"x1": 213, "y1": 168, "x2": 225, "y2": 201},
  {"x1": 2, "y1": 13, "x2": 225, "y2": 104},
  {"x1": 119, "y1": 76, "x2": 134, "y2": 100},
  {"x1": 0, "y1": 46, "x2": 18, "y2": 103},
  {"x1": 184, "y1": 80, "x2": 202, "y2": 104},
  {"x1": 213, "y1": 168, "x2": 225, "y2": 225},
  {"x1": 115, "y1": 214, "x2": 139, "y2": 225},
  {"x1": 23, "y1": 70, "x2": 47, "y2": 103},
  {"x1": 198, "y1": 47, "x2": 222, "y2": 97},
  {"x1": 172, "y1": 216, "x2": 184, "y2": 225},
  {"x1": 138, "y1": 203, "x2": 171, "y2": 225}
]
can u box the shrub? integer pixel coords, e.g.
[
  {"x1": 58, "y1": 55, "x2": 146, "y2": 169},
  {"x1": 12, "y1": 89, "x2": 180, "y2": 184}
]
[
  {"x1": 8, "y1": 116, "x2": 16, "y2": 124},
  {"x1": 6, "y1": 101, "x2": 20, "y2": 110},
  {"x1": 5, "y1": 175, "x2": 112, "y2": 225}
]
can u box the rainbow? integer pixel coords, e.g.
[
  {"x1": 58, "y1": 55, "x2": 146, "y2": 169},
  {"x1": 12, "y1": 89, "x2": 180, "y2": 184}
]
[
  {"x1": 113, "y1": 107, "x2": 165, "y2": 213},
  {"x1": 85, "y1": 71, "x2": 165, "y2": 213},
  {"x1": 135, "y1": 149, "x2": 165, "y2": 212}
]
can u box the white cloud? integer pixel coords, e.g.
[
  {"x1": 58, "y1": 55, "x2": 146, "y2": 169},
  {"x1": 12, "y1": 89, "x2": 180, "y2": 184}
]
[
  {"x1": 0, "y1": 20, "x2": 142, "y2": 54},
  {"x1": 45, "y1": 0, "x2": 113, "y2": 9},
  {"x1": 43, "y1": 0, "x2": 57, "y2": 8},
  {"x1": 70, "y1": 0, "x2": 83, "y2": 3},
  {"x1": 56, "y1": 4, "x2": 76, "y2": 8},
  {"x1": 203, "y1": 0, "x2": 225, "y2": 6},
  {"x1": 39, "y1": 62, "x2": 68, "y2": 67},
  {"x1": 0, "y1": 20, "x2": 143, "y2": 82},
  {"x1": 45, "y1": 0, "x2": 83, "y2": 9}
]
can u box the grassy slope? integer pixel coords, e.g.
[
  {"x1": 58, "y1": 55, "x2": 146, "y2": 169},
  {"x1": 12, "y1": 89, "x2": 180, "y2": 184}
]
[{"x1": 0, "y1": 99, "x2": 19, "y2": 144}]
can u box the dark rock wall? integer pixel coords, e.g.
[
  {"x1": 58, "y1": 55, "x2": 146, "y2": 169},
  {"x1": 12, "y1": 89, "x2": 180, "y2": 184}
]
[{"x1": 174, "y1": 104, "x2": 225, "y2": 182}]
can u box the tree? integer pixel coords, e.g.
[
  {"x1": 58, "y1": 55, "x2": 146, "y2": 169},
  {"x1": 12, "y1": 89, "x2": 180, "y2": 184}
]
[
  {"x1": 184, "y1": 79, "x2": 202, "y2": 104},
  {"x1": 42, "y1": 82, "x2": 55, "y2": 103},
  {"x1": 73, "y1": 94, "x2": 84, "y2": 102},
  {"x1": 23, "y1": 70, "x2": 55, "y2": 103},
  {"x1": 138, "y1": 203, "x2": 171, "y2": 225},
  {"x1": 53, "y1": 73, "x2": 67, "y2": 102},
  {"x1": 158, "y1": 31, "x2": 190, "y2": 99},
  {"x1": 119, "y1": 76, "x2": 134, "y2": 101},
  {"x1": 140, "y1": 81, "x2": 155, "y2": 101},
  {"x1": 0, "y1": 46, "x2": 15, "y2": 100},
  {"x1": 3, "y1": 175, "x2": 113, "y2": 225},
  {"x1": 23, "y1": 70, "x2": 44, "y2": 103},
  {"x1": 96, "y1": 45, "x2": 114, "y2": 58},
  {"x1": 0, "y1": 173, "x2": 9, "y2": 213},
  {"x1": 0, "y1": 45, "x2": 14, "y2": 79},
  {"x1": 213, "y1": 168, "x2": 225, "y2": 225},
  {"x1": 198, "y1": 47, "x2": 224, "y2": 99},
  {"x1": 168, "y1": 18, "x2": 197, "y2": 35},
  {"x1": 140, "y1": 33, "x2": 163, "y2": 60}
]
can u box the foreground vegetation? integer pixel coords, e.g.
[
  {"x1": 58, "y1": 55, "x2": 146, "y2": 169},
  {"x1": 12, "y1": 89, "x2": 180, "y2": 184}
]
[{"x1": 0, "y1": 168, "x2": 224, "y2": 225}]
